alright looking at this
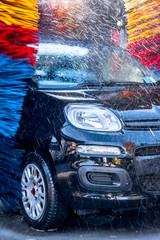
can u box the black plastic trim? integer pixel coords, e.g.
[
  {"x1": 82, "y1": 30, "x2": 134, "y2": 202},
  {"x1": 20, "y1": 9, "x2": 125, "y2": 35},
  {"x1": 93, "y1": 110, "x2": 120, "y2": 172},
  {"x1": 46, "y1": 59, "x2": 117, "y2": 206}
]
[{"x1": 78, "y1": 166, "x2": 132, "y2": 193}]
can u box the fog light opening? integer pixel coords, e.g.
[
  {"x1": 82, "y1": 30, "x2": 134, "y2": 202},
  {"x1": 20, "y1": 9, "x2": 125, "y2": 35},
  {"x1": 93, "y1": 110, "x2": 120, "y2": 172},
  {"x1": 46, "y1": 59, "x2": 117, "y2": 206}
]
[{"x1": 76, "y1": 145, "x2": 121, "y2": 156}]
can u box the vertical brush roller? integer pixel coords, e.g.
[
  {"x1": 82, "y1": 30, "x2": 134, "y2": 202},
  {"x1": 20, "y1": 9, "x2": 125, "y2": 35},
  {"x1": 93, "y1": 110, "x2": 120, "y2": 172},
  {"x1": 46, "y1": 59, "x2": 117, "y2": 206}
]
[
  {"x1": 123, "y1": 0, "x2": 160, "y2": 74},
  {"x1": 0, "y1": 0, "x2": 39, "y2": 213},
  {"x1": 39, "y1": 0, "x2": 86, "y2": 37},
  {"x1": 39, "y1": 0, "x2": 122, "y2": 45}
]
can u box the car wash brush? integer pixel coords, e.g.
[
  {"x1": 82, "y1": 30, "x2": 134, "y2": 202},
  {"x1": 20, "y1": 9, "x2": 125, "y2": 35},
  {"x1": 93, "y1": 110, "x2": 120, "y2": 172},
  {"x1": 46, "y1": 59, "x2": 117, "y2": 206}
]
[
  {"x1": 0, "y1": 0, "x2": 39, "y2": 213},
  {"x1": 123, "y1": 0, "x2": 160, "y2": 74}
]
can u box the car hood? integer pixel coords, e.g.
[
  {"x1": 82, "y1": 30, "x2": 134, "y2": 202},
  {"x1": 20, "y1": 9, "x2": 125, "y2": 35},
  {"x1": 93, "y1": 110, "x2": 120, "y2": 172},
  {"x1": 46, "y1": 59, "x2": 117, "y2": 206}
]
[{"x1": 41, "y1": 84, "x2": 160, "y2": 122}]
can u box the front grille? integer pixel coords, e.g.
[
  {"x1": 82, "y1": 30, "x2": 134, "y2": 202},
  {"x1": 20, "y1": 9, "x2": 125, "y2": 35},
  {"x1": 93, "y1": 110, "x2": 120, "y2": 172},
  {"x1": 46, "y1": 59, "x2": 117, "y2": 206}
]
[
  {"x1": 134, "y1": 145, "x2": 160, "y2": 194},
  {"x1": 135, "y1": 145, "x2": 160, "y2": 157},
  {"x1": 124, "y1": 120, "x2": 160, "y2": 130},
  {"x1": 140, "y1": 175, "x2": 160, "y2": 192}
]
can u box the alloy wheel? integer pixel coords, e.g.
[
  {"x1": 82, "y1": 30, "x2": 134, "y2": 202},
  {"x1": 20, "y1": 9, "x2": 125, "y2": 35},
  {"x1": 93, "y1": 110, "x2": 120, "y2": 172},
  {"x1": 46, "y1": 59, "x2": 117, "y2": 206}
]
[{"x1": 21, "y1": 163, "x2": 46, "y2": 220}]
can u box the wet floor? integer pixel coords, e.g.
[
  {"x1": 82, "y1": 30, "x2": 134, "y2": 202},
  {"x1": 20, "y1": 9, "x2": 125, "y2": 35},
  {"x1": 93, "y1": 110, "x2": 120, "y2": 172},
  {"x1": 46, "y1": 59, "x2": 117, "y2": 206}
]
[{"x1": 1, "y1": 208, "x2": 160, "y2": 240}]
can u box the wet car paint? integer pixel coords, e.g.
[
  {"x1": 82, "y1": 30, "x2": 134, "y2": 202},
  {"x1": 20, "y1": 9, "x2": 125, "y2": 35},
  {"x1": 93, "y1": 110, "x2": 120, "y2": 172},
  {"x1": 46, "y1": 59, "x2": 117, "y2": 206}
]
[{"x1": 17, "y1": 82, "x2": 160, "y2": 214}]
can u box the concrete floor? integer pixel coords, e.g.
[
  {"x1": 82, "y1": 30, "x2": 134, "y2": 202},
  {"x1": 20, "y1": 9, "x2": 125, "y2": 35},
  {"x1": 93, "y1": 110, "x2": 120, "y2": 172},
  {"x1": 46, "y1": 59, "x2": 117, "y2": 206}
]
[{"x1": 1, "y1": 209, "x2": 160, "y2": 240}]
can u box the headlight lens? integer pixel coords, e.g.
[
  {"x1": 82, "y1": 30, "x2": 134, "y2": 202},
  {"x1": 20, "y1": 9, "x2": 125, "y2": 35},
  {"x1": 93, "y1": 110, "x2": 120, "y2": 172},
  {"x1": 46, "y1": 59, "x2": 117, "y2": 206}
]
[{"x1": 65, "y1": 104, "x2": 122, "y2": 132}]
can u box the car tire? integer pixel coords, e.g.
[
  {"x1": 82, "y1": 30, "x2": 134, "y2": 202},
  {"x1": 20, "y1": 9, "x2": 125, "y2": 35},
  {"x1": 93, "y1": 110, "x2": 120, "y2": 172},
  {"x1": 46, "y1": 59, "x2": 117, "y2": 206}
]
[{"x1": 21, "y1": 152, "x2": 68, "y2": 230}]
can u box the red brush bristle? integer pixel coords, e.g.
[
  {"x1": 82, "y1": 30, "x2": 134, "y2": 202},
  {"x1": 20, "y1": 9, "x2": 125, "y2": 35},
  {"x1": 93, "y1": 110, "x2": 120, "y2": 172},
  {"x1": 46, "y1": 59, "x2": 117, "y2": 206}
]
[
  {"x1": 0, "y1": 23, "x2": 39, "y2": 66},
  {"x1": 127, "y1": 35, "x2": 160, "y2": 71},
  {"x1": 124, "y1": 0, "x2": 160, "y2": 73}
]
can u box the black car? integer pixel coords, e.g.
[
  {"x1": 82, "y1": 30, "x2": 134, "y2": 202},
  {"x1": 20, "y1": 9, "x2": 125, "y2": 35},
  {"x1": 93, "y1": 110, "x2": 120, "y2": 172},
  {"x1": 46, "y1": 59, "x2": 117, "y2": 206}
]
[{"x1": 18, "y1": 42, "x2": 160, "y2": 230}]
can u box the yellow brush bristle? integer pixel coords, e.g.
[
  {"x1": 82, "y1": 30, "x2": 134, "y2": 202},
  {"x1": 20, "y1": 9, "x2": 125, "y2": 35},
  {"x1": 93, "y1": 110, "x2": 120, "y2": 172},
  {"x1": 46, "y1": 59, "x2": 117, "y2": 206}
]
[
  {"x1": 124, "y1": 0, "x2": 160, "y2": 44},
  {"x1": 0, "y1": 0, "x2": 39, "y2": 29}
]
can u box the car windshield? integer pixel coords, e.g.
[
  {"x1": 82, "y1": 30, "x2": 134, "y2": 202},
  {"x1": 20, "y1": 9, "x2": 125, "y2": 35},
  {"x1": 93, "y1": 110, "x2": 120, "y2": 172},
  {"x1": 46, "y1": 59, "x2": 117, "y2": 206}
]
[{"x1": 34, "y1": 43, "x2": 160, "y2": 88}]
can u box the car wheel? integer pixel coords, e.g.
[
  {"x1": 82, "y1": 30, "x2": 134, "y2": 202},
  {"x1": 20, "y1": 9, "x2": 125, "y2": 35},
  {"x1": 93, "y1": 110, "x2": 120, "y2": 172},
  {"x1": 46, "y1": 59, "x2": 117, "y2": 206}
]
[{"x1": 21, "y1": 152, "x2": 68, "y2": 230}]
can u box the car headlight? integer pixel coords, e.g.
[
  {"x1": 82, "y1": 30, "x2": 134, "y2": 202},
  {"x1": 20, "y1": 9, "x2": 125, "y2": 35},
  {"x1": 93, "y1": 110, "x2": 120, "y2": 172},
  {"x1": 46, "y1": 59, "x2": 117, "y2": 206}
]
[{"x1": 65, "y1": 104, "x2": 122, "y2": 132}]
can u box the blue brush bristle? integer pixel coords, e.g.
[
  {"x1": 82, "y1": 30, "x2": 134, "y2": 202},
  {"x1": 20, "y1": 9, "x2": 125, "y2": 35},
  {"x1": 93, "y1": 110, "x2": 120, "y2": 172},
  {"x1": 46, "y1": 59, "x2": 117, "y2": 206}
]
[{"x1": 0, "y1": 55, "x2": 34, "y2": 212}]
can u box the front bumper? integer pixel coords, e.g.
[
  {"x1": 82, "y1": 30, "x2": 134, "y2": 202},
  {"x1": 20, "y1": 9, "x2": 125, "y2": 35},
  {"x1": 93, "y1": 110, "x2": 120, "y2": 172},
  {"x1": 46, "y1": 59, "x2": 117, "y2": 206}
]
[
  {"x1": 69, "y1": 191, "x2": 154, "y2": 212},
  {"x1": 50, "y1": 124, "x2": 160, "y2": 210}
]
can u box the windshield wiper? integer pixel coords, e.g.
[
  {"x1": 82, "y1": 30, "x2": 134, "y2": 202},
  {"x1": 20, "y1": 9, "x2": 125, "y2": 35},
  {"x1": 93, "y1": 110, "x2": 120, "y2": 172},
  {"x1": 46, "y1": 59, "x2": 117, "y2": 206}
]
[
  {"x1": 77, "y1": 81, "x2": 145, "y2": 89},
  {"x1": 151, "y1": 80, "x2": 160, "y2": 85},
  {"x1": 77, "y1": 81, "x2": 118, "y2": 89}
]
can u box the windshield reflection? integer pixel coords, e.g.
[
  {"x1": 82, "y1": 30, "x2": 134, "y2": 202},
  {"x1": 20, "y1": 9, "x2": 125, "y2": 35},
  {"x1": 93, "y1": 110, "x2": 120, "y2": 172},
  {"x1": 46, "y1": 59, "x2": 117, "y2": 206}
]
[{"x1": 34, "y1": 43, "x2": 160, "y2": 87}]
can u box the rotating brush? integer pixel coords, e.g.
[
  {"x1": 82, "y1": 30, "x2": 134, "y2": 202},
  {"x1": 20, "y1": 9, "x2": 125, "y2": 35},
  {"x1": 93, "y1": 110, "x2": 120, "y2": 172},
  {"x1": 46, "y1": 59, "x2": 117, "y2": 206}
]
[
  {"x1": 0, "y1": 0, "x2": 39, "y2": 213},
  {"x1": 39, "y1": 0, "x2": 87, "y2": 37},
  {"x1": 123, "y1": 0, "x2": 160, "y2": 75}
]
